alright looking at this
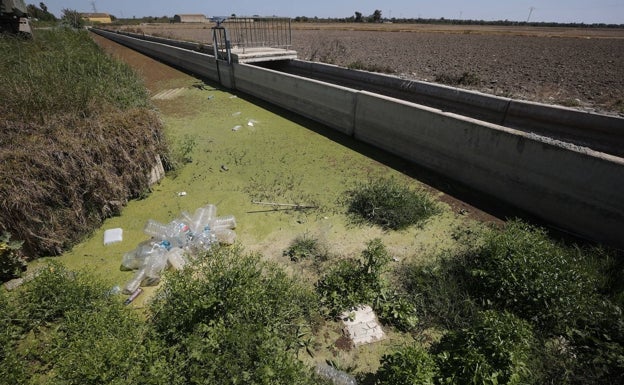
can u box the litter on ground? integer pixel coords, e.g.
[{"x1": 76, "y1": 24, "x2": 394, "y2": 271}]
[
  {"x1": 119, "y1": 203, "x2": 237, "y2": 296},
  {"x1": 103, "y1": 228, "x2": 123, "y2": 245},
  {"x1": 340, "y1": 305, "x2": 385, "y2": 346}
]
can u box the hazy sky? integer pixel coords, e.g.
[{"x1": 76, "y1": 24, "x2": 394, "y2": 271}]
[{"x1": 40, "y1": 1, "x2": 624, "y2": 24}]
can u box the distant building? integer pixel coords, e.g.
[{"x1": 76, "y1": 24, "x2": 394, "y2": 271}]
[
  {"x1": 173, "y1": 14, "x2": 207, "y2": 23},
  {"x1": 81, "y1": 13, "x2": 112, "y2": 24}
]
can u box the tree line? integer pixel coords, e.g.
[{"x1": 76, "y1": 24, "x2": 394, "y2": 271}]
[{"x1": 294, "y1": 10, "x2": 624, "y2": 28}]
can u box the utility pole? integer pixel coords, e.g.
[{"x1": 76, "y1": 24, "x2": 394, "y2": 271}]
[{"x1": 527, "y1": 6, "x2": 535, "y2": 22}]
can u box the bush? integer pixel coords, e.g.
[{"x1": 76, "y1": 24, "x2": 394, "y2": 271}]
[
  {"x1": 0, "y1": 263, "x2": 145, "y2": 385},
  {"x1": 46, "y1": 304, "x2": 146, "y2": 385},
  {"x1": 148, "y1": 245, "x2": 319, "y2": 384},
  {"x1": 466, "y1": 220, "x2": 600, "y2": 333},
  {"x1": 434, "y1": 310, "x2": 537, "y2": 385},
  {"x1": 399, "y1": 254, "x2": 479, "y2": 330},
  {"x1": 316, "y1": 239, "x2": 419, "y2": 331},
  {"x1": 0, "y1": 232, "x2": 26, "y2": 283},
  {"x1": 0, "y1": 289, "x2": 27, "y2": 384},
  {"x1": 376, "y1": 344, "x2": 438, "y2": 385},
  {"x1": 21, "y1": 262, "x2": 111, "y2": 329},
  {"x1": 347, "y1": 178, "x2": 439, "y2": 230},
  {"x1": 283, "y1": 233, "x2": 328, "y2": 262},
  {"x1": 316, "y1": 239, "x2": 390, "y2": 316}
]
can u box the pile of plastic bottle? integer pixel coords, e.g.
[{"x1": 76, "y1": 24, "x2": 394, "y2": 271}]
[{"x1": 121, "y1": 203, "x2": 236, "y2": 295}]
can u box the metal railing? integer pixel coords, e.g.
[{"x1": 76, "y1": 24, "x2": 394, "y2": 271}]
[{"x1": 224, "y1": 17, "x2": 292, "y2": 52}]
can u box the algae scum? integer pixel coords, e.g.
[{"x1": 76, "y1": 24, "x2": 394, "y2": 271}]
[{"x1": 38, "y1": 53, "x2": 476, "y2": 370}]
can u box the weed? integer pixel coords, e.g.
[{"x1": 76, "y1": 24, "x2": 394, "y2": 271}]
[
  {"x1": 466, "y1": 220, "x2": 601, "y2": 334},
  {"x1": 376, "y1": 344, "x2": 438, "y2": 385},
  {"x1": 283, "y1": 233, "x2": 327, "y2": 262},
  {"x1": 433, "y1": 310, "x2": 538, "y2": 385},
  {"x1": 347, "y1": 177, "x2": 440, "y2": 230},
  {"x1": 435, "y1": 71, "x2": 481, "y2": 86},
  {"x1": 0, "y1": 232, "x2": 26, "y2": 283},
  {"x1": 178, "y1": 134, "x2": 197, "y2": 163},
  {"x1": 347, "y1": 60, "x2": 395, "y2": 74}
]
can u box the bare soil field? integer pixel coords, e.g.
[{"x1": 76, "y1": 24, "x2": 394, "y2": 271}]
[{"x1": 124, "y1": 22, "x2": 624, "y2": 115}]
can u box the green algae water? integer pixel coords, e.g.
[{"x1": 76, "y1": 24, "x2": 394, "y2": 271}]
[
  {"x1": 33, "y1": 63, "x2": 477, "y2": 308},
  {"x1": 20, "y1": 46, "x2": 489, "y2": 372}
]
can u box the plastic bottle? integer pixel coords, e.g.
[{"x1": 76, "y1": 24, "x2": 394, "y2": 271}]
[
  {"x1": 142, "y1": 243, "x2": 169, "y2": 286},
  {"x1": 167, "y1": 219, "x2": 192, "y2": 248},
  {"x1": 214, "y1": 229, "x2": 237, "y2": 245},
  {"x1": 143, "y1": 219, "x2": 170, "y2": 240},
  {"x1": 167, "y1": 247, "x2": 188, "y2": 270},
  {"x1": 210, "y1": 215, "x2": 237, "y2": 230},
  {"x1": 314, "y1": 363, "x2": 357, "y2": 385},
  {"x1": 123, "y1": 269, "x2": 145, "y2": 294},
  {"x1": 120, "y1": 240, "x2": 155, "y2": 271},
  {"x1": 190, "y1": 226, "x2": 217, "y2": 251},
  {"x1": 191, "y1": 204, "x2": 217, "y2": 233}
]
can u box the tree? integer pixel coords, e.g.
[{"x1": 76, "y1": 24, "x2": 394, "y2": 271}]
[
  {"x1": 61, "y1": 9, "x2": 84, "y2": 29},
  {"x1": 27, "y1": 2, "x2": 57, "y2": 21},
  {"x1": 354, "y1": 11, "x2": 363, "y2": 22},
  {"x1": 372, "y1": 9, "x2": 382, "y2": 23}
]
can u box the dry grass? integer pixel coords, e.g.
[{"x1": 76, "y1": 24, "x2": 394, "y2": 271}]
[{"x1": 0, "y1": 29, "x2": 168, "y2": 259}]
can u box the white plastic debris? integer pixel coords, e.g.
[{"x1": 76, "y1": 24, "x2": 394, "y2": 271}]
[
  {"x1": 341, "y1": 305, "x2": 385, "y2": 346},
  {"x1": 103, "y1": 228, "x2": 123, "y2": 245},
  {"x1": 232, "y1": 125, "x2": 242, "y2": 131}
]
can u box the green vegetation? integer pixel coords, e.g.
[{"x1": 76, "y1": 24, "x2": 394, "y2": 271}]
[
  {"x1": 391, "y1": 220, "x2": 624, "y2": 384},
  {"x1": 376, "y1": 344, "x2": 438, "y2": 385},
  {"x1": 347, "y1": 177, "x2": 440, "y2": 230},
  {"x1": 0, "y1": 248, "x2": 320, "y2": 384},
  {"x1": 0, "y1": 28, "x2": 168, "y2": 260},
  {"x1": 434, "y1": 310, "x2": 537, "y2": 384},
  {"x1": 316, "y1": 239, "x2": 419, "y2": 331},
  {"x1": 283, "y1": 233, "x2": 328, "y2": 262},
  {"x1": 0, "y1": 232, "x2": 26, "y2": 282}
]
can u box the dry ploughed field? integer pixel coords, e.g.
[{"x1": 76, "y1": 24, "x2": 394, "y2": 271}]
[{"x1": 125, "y1": 22, "x2": 624, "y2": 116}]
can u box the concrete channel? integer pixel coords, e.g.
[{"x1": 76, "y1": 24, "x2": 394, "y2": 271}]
[{"x1": 91, "y1": 28, "x2": 624, "y2": 249}]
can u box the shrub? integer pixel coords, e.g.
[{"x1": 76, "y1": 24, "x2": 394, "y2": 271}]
[
  {"x1": 21, "y1": 262, "x2": 111, "y2": 329},
  {"x1": 399, "y1": 254, "x2": 479, "y2": 330},
  {"x1": 375, "y1": 344, "x2": 438, "y2": 385},
  {"x1": 46, "y1": 303, "x2": 146, "y2": 385},
  {"x1": 283, "y1": 233, "x2": 327, "y2": 262},
  {"x1": 434, "y1": 310, "x2": 537, "y2": 385},
  {"x1": 316, "y1": 239, "x2": 390, "y2": 316},
  {"x1": 466, "y1": 220, "x2": 600, "y2": 334},
  {"x1": 0, "y1": 232, "x2": 26, "y2": 283},
  {"x1": 0, "y1": 289, "x2": 27, "y2": 384},
  {"x1": 1, "y1": 263, "x2": 145, "y2": 385},
  {"x1": 148, "y1": 245, "x2": 318, "y2": 384},
  {"x1": 347, "y1": 178, "x2": 439, "y2": 230},
  {"x1": 316, "y1": 239, "x2": 419, "y2": 331}
]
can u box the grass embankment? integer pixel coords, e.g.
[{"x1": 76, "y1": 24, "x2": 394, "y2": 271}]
[{"x1": 0, "y1": 28, "x2": 168, "y2": 267}]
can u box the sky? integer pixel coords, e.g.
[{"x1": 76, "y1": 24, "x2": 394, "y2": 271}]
[{"x1": 39, "y1": 1, "x2": 624, "y2": 25}]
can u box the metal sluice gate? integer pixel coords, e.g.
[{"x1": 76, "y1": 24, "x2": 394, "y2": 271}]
[{"x1": 212, "y1": 17, "x2": 295, "y2": 64}]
